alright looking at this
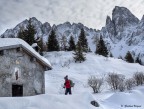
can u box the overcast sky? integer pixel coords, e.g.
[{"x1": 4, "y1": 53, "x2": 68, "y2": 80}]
[{"x1": 0, "y1": 0, "x2": 144, "y2": 34}]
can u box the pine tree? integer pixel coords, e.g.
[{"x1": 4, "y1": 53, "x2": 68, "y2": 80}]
[
  {"x1": 47, "y1": 29, "x2": 60, "y2": 51},
  {"x1": 60, "y1": 35, "x2": 67, "y2": 51},
  {"x1": 25, "y1": 19, "x2": 36, "y2": 45},
  {"x1": 78, "y1": 28, "x2": 88, "y2": 52},
  {"x1": 95, "y1": 35, "x2": 108, "y2": 57},
  {"x1": 17, "y1": 19, "x2": 36, "y2": 45},
  {"x1": 68, "y1": 36, "x2": 76, "y2": 51},
  {"x1": 135, "y1": 56, "x2": 142, "y2": 65},
  {"x1": 17, "y1": 29, "x2": 26, "y2": 40},
  {"x1": 73, "y1": 41, "x2": 86, "y2": 63},
  {"x1": 125, "y1": 51, "x2": 134, "y2": 63}
]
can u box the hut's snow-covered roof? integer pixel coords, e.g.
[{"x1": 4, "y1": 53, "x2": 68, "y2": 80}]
[{"x1": 0, "y1": 38, "x2": 52, "y2": 69}]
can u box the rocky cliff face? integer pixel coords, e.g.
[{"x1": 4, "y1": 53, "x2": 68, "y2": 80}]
[
  {"x1": 100, "y1": 6, "x2": 144, "y2": 60},
  {"x1": 103, "y1": 6, "x2": 140, "y2": 42},
  {"x1": 112, "y1": 6, "x2": 139, "y2": 34}
]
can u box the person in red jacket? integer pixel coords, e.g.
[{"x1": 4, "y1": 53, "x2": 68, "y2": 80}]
[{"x1": 64, "y1": 75, "x2": 72, "y2": 95}]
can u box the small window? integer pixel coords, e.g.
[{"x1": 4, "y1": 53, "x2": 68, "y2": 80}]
[{"x1": 0, "y1": 50, "x2": 4, "y2": 56}]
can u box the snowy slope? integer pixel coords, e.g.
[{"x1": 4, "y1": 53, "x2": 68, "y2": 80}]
[
  {"x1": 0, "y1": 51, "x2": 144, "y2": 109},
  {"x1": 44, "y1": 51, "x2": 144, "y2": 109},
  {"x1": 44, "y1": 51, "x2": 144, "y2": 94},
  {"x1": 102, "y1": 87, "x2": 144, "y2": 109},
  {"x1": 0, "y1": 93, "x2": 98, "y2": 109}
]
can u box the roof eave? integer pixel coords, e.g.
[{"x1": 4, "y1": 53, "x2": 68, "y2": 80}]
[{"x1": 21, "y1": 44, "x2": 52, "y2": 70}]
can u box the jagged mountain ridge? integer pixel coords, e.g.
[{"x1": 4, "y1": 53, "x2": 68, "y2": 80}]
[
  {"x1": 1, "y1": 6, "x2": 144, "y2": 63},
  {"x1": 101, "y1": 6, "x2": 144, "y2": 61},
  {"x1": 111, "y1": 7, "x2": 144, "y2": 61},
  {"x1": 1, "y1": 17, "x2": 96, "y2": 49}
]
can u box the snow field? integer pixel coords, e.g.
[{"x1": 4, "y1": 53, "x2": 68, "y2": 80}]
[
  {"x1": 0, "y1": 51, "x2": 144, "y2": 109},
  {"x1": 44, "y1": 51, "x2": 144, "y2": 109}
]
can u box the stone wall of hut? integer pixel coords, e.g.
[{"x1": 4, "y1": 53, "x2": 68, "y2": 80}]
[{"x1": 0, "y1": 48, "x2": 45, "y2": 96}]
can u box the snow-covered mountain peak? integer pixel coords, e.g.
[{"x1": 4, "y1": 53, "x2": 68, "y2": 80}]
[
  {"x1": 42, "y1": 22, "x2": 51, "y2": 36},
  {"x1": 106, "y1": 16, "x2": 112, "y2": 26},
  {"x1": 71, "y1": 22, "x2": 84, "y2": 29},
  {"x1": 56, "y1": 22, "x2": 72, "y2": 31},
  {"x1": 112, "y1": 6, "x2": 139, "y2": 26},
  {"x1": 102, "y1": 6, "x2": 140, "y2": 43},
  {"x1": 30, "y1": 17, "x2": 39, "y2": 22},
  {"x1": 63, "y1": 22, "x2": 71, "y2": 27},
  {"x1": 1, "y1": 17, "x2": 44, "y2": 38}
]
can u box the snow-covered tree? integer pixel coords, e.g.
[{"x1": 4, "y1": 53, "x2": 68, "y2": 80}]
[
  {"x1": 68, "y1": 36, "x2": 76, "y2": 51},
  {"x1": 135, "y1": 56, "x2": 142, "y2": 65},
  {"x1": 73, "y1": 41, "x2": 86, "y2": 63},
  {"x1": 17, "y1": 28, "x2": 26, "y2": 40},
  {"x1": 78, "y1": 28, "x2": 88, "y2": 52},
  {"x1": 60, "y1": 35, "x2": 68, "y2": 51},
  {"x1": 17, "y1": 19, "x2": 36, "y2": 45},
  {"x1": 95, "y1": 35, "x2": 108, "y2": 57},
  {"x1": 25, "y1": 19, "x2": 36, "y2": 45},
  {"x1": 125, "y1": 51, "x2": 134, "y2": 63},
  {"x1": 47, "y1": 29, "x2": 60, "y2": 51}
]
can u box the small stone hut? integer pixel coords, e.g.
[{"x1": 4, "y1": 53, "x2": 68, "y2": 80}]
[{"x1": 0, "y1": 38, "x2": 52, "y2": 97}]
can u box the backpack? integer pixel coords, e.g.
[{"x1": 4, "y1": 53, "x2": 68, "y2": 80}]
[{"x1": 69, "y1": 80, "x2": 75, "y2": 87}]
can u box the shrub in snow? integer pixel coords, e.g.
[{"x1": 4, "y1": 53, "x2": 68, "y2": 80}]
[
  {"x1": 88, "y1": 76, "x2": 103, "y2": 93},
  {"x1": 106, "y1": 73, "x2": 125, "y2": 91},
  {"x1": 118, "y1": 80, "x2": 125, "y2": 92},
  {"x1": 125, "y1": 78, "x2": 135, "y2": 90},
  {"x1": 133, "y1": 72, "x2": 144, "y2": 86}
]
